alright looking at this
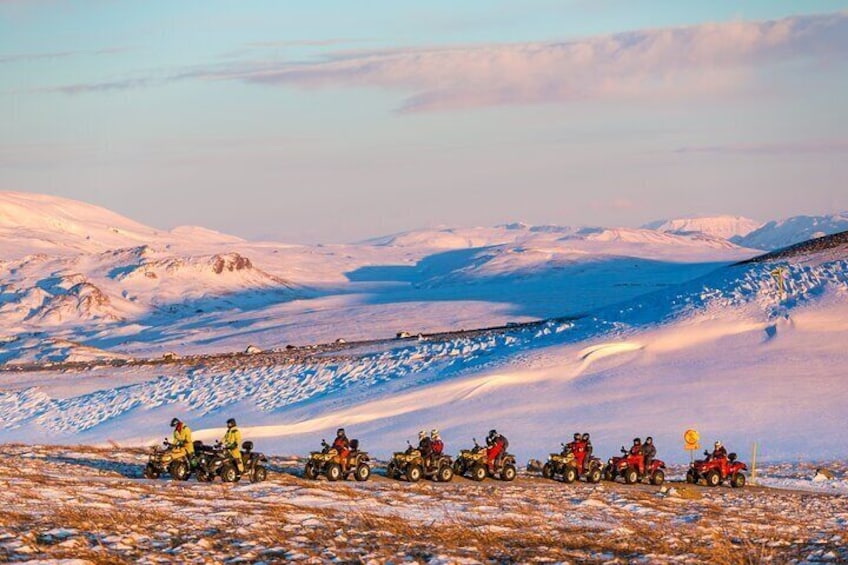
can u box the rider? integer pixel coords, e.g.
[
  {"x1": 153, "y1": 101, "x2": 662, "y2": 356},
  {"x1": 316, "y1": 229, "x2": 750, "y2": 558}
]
[
  {"x1": 711, "y1": 441, "x2": 728, "y2": 460},
  {"x1": 581, "y1": 433, "x2": 593, "y2": 471},
  {"x1": 430, "y1": 429, "x2": 444, "y2": 458},
  {"x1": 643, "y1": 436, "x2": 657, "y2": 470},
  {"x1": 170, "y1": 418, "x2": 194, "y2": 460},
  {"x1": 333, "y1": 428, "x2": 351, "y2": 473},
  {"x1": 571, "y1": 433, "x2": 587, "y2": 471},
  {"x1": 417, "y1": 430, "x2": 433, "y2": 467},
  {"x1": 629, "y1": 438, "x2": 643, "y2": 458},
  {"x1": 223, "y1": 418, "x2": 243, "y2": 473},
  {"x1": 485, "y1": 429, "x2": 506, "y2": 473}
]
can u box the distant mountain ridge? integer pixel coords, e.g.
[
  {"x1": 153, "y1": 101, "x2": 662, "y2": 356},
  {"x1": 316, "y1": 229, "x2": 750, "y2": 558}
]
[
  {"x1": 642, "y1": 215, "x2": 763, "y2": 240},
  {"x1": 731, "y1": 213, "x2": 848, "y2": 250}
]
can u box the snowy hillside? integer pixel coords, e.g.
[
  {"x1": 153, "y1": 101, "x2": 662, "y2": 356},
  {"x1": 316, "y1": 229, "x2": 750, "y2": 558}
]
[
  {"x1": 733, "y1": 212, "x2": 848, "y2": 250},
  {"x1": 643, "y1": 215, "x2": 762, "y2": 240}
]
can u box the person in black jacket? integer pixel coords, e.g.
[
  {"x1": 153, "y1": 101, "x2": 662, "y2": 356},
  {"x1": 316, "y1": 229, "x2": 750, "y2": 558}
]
[{"x1": 643, "y1": 436, "x2": 657, "y2": 469}]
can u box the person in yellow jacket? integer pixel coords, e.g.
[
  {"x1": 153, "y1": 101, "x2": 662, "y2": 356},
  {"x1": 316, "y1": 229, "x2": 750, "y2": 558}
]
[
  {"x1": 170, "y1": 418, "x2": 194, "y2": 460},
  {"x1": 223, "y1": 418, "x2": 243, "y2": 473}
]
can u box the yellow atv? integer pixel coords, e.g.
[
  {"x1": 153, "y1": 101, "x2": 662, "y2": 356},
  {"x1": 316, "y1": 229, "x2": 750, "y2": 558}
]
[
  {"x1": 143, "y1": 439, "x2": 192, "y2": 481},
  {"x1": 453, "y1": 439, "x2": 517, "y2": 482},
  {"x1": 387, "y1": 443, "x2": 454, "y2": 483},
  {"x1": 542, "y1": 444, "x2": 603, "y2": 484},
  {"x1": 303, "y1": 439, "x2": 371, "y2": 482}
]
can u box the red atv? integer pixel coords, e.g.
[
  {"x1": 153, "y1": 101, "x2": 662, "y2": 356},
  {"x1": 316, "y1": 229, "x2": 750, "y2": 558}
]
[
  {"x1": 687, "y1": 450, "x2": 747, "y2": 488},
  {"x1": 603, "y1": 447, "x2": 666, "y2": 486}
]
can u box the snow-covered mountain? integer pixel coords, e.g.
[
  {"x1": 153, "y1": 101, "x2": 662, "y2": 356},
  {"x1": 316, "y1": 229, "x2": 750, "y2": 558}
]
[
  {"x1": 732, "y1": 212, "x2": 848, "y2": 250},
  {"x1": 643, "y1": 215, "x2": 762, "y2": 240}
]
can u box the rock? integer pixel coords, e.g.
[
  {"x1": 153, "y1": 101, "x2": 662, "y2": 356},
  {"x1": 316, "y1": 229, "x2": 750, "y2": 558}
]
[
  {"x1": 814, "y1": 468, "x2": 835, "y2": 481},
  {"x1": 245, "y1": 345, "x2": 262, "y2": 355},
  {"x1": 526, "y1": 459, "x2": 544, "y2": 473},
  {"x1": 162, "y1": 352, "x2": 180, "y2": 361}
]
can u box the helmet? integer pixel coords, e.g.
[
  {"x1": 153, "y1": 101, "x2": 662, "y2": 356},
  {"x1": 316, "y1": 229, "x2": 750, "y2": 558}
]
[
  {"x1": 573, "y1": 433, "x2": 581, "y2": 441},
  {"x1": 418, "y1": 430, "x2": 427, "y2": 440},
  {"x1": 226, "y1": 418, "x2": 236, "y2": 428},
  {"x1": 646, "y1": 436, "x2": 653, "y2": 443},
  {"x1": 431, "y1": 429, "x2": 440, "y2": 439},
  {"x1": 488, "y1": 429, "x2": 497, "y2": 437},
  {"x1": 714, "y1": 441, "x2": 722, "y2": 448},
  {"x1": 337, "y1": 428, "x2": 345, "y2": 437},
  {"x1": 582, "y1": 433, "x2": 590, "y2": 441},
  {"x1": 170, "y1": 418, "x2": 180, "y2": 428},
  {"x1": 633, "y1": 437, "x2": 641, "y2": 444}
]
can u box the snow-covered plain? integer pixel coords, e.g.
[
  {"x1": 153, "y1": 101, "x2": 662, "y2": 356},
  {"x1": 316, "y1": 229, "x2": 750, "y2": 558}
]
[{"x1": 1, "y1": 193, "x2": 847, "y2": 468}]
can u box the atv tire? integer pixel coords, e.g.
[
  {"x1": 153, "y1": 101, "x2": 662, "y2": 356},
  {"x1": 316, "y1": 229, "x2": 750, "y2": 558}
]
[
  {"x1": 651, "y1": 470, "x2": 665, "y2": 486},
  {"x1": 386, "y1": 461, "x2": 398, "y2": 480},
  {"x1": 731, "y1": 472, "x2": 746, "y2": 489},
  {"x1": 686, "y1": 469, "x2": 697, "y2": 484},
  {"x1": 563, "y1": 466, "x2": 578, "y2": 484},
  {"x1": 304, "y1": 462, "x2": 318, "y2": 480},
  {"x1": 588, "y1": 467, "x2": 603, "y2": 484},
  {"x1": 602, "y1": 466, "x2": 614, "y2": 482},
  {"x1": 407, "y1": 464, "x2": 423, "y2": 483},
  {"x1": 453, "y1": 460, "x2": 465, "y2": 477},
  {"x1": 437, "y1": 465, "x2": 454, "y2": 483},
  {"x1": 143, "y1": 463, "x2": 160, "y2": 480},
  {"x1": 169, "y1": 460, "x2": 190, "y2": 481},
  {"x1": 542, "y1": 462, "x2": 554, "y2": 480},
  {"x1": 251, "y1": 465, "x2": 267, "y2": 483},
  {"x1": 624, "y1": 467, "x2": 639, "y2": 485},
  {"x1": 706, "y1": 470, "x2": 721, "y2": 487},
  {"x1": 221, "y1": 463, "x2": 239, "y2": 483},
  {"x1": 326, "y1": 463, "x2": 342, "y2": 482},
  {"x1": 355, "y1": 463, "x2": 371, "y2": 482},
  {"x1": 471, "y1": 464, "x2": 487, "y2": 482},
  {"x1": 501, "y1": 465, "x2": 517, "y2": 482},
  {"x1": 196, "y1": 468, "x2": 213, "y2": 482}
]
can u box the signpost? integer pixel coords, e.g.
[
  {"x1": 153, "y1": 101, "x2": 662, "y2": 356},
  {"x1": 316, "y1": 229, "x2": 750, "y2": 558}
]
[
  {"x1": 684, "y1": 428, "x2": 700, "y2": 466},
  {"x1": 770, "y1": 267, "x2": 788, "y2": 299}
]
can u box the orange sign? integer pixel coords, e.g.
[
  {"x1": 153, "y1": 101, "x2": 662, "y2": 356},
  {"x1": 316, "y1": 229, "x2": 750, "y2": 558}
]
[{"x1": 683, "y1": 429, "x2": 700, "y2": 451}]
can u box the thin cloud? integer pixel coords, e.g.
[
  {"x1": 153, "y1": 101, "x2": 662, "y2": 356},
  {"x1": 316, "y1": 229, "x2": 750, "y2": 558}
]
[
  {"x1": 0, "y1": 46, "x2": 130, "y2": 64},
  {"x1": 244, "y1": 38, "x2": 373, "y2": 48},
  {"x1": 675, "y1": 139, "x2": 848, "y2": 156}
]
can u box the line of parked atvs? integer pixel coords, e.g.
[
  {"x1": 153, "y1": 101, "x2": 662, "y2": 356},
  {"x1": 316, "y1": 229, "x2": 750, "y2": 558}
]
[{"x1": 143, "y1": 438, "x2": 748, "y2": 489}]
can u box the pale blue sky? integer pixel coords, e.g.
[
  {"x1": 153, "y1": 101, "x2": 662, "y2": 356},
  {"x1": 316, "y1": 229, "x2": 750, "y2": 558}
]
[{"x1": 2, "y1": 1, "x2": 847, "y2": 242}]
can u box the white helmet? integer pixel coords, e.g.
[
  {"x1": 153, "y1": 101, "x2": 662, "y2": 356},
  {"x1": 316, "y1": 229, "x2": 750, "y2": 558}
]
[
  {"x1": 418, "y1": 430, "x2": 427, "y2": 440},
  {"x1": 431, "y1": 429, "x2": 440, "y2": 439},
  {"x1": 714, "y1": 441, "x2": 722, "y2": 448}
]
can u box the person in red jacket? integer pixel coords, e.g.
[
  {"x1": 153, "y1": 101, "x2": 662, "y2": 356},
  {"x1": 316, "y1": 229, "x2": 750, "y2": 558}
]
[
  {"x1": 430, "y1": 429, "x2": 444, "y2": 456},
  {"x1": 571, "y1": 434, "x2": 587, "y2": 471},
  {"x1": 332, "y1": 428, "x2": 351, "y2": 472},
  {"x1": 485, "y1": 429, "x2": 506, "y2": 473}
]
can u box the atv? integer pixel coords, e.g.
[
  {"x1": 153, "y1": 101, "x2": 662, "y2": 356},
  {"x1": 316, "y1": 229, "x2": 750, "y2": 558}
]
[
  {"x1": 542, "y1": 444, "x2": 603, "y2": 484},
  {"x1": 303, "y1": 439, "x2": 371, "y2": 482},
  {"x1": 603, "y1": 447, "x2": 666, "y2": 486},
  {"x1": 387, "y1": 443, "x2": 454, "y2": 483},
  {"x1": 687, "y1": 450, "x2": 747, "y2": 488},
  {"x1": 143, "y1": 439, "x2": 193, "y2": 481},
  {"x1": 195, "y1": 440, "x2": 268, "y2": 483},
  {"x1": 453, "y1": 438, "x2": 517, "y2": 482}
]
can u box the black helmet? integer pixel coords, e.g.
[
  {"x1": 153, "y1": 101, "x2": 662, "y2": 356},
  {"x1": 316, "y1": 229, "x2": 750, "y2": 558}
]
[
  {"x1": 633, "y1": 437, "x2": 641, "y2": 444},
  {"x1": 337, "y1": 428, "x2": 345, "y2": 437},
  {"x1": 646, "y1": 436, "x2": 653, "y2": 443},
  {"x1": 573, "y1": 433, "x2": 581, "y2": 440},
  {"x1": 227, "y1": 418, "x2": 236, "y2": 428},
  {"x1": 488, "y1": 429, "x2": 497, "y2": 437},
  {"x1": 170, "y1": 418, "x2": 180, "y2": 428},
  {"x1": 582, "y1": 433, "x2": 590, "y2": 441}
]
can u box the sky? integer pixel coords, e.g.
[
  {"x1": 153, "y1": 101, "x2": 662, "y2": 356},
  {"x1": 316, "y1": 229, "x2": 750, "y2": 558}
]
[{"x1": 2, "y1": 1, "x2": 848, "y2": 243}]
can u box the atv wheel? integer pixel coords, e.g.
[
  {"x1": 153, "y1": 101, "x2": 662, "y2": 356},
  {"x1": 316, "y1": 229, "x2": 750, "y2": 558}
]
[
  {"x1": 251, "y1": 465, "x2": 267, "y2": 483},
  {"x1": 651, "y1": 470, "x2": 665, "y2": 486},
  {"x1": 624, "y1": 467, "x2": 639, "y2": 485},
  {"x1": 588, "y1": 467, "x2": 603, "y2": 484},
  {"x1": 453, "y1": 460, "x2": 465, "y2": 477},
  {"x1": 221, "y1": 463, "x2": 239, "y2": 483},
  {"x1": 326, "y1": 463, "x2": 342, "y2": 482},
  {"x1": 602, "y1": 466, "x2": 614, "y2": 482},
  {"x1": 406, "y1": 464, "x2": 423, "y2": 483},
  {"x1": 386, "y1": 461, "x2": 398, "y2": 480},
  {"x1": 563, "y1": 466, "x2": 578, "y2": 484},
  {"x1": 355, "y1": 463, "x2": 371, "y2": 482},
  {"x1": 542, "y1": 462, "x2": 554, "y2": 480},
  {"x1": 731, "y1": 472, "x2": 746, "y2": 489},
  {"x1": 706, "y1": 470, "x2": 721, "y2": 487},
  {"x1": 437, "y1": 465, "x2": 454, "y2": 483},
  {"x1": 170, "y1": 460, "x2": 190, "y2": 481},
  {"x1": 686, "y1": 469, "x2": 697, "y2": 484},
  {"x1": 304, "y1": 462, "x2": 318, "y2": 480},
  {"x1": 501, "y1": 465, "x2": 517, "y2": 482},
  {"x1": 471, "y1": 464, "x2": 487, "y2": 482},
  {"x1": 143, "y1": 463, "x2": 160, "y2": 480},
  {"x1": 196, "y1": 468, "x2": 213, "y2": 482}
]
